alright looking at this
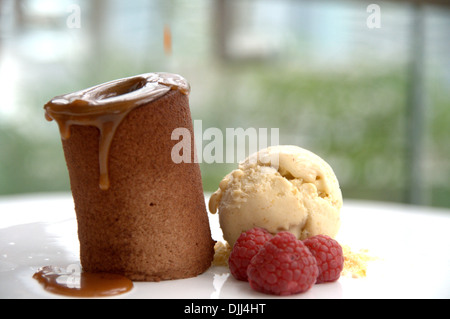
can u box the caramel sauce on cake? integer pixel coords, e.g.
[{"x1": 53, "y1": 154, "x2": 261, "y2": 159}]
[
  {"x1": 33, "y1": 266, "x2": 133, "y2": 297},
  {"x1": 44, "y1": 72, "x2": 190, "y2": 190},
  {"x1": 41, "y1": 71, "x2": 214, "y2": 283}
]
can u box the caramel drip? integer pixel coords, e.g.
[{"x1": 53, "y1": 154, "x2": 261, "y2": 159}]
[
  {"x1": 44, "y1": 73, "x2": 190, "y2": 190},
  {"x1": 164, "y1": 24, "x2": 172, "y2": 55},
  {"x1": 33, "y1": 266, "x2": 133, "y2": 298}
]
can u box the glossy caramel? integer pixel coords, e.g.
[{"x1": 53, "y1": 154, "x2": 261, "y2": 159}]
[
  {"x1": 44, "y1": 72, "x2": 190, "y2": 190},
  {"x1": 33, "y1": 265, "x2": 133, "y2": 298}
]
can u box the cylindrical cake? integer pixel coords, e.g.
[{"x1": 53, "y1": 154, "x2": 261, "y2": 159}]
[{"x1": 44, "y1": 73, "x2": 215, "y2": 281}]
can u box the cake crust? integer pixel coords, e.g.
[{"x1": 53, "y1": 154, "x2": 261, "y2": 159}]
[{"x1": 62, "y1": 90, "x2": 215, "y2": 281}]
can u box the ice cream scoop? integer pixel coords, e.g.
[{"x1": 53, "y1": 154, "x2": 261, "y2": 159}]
[{"x1": 209, "y1": 145, "x2": 343, "y2": 247}]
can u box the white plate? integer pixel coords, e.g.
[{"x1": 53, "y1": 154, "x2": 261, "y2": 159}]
[{"x1": 1, "y1": 193, "x2": 450, "y2": 299}]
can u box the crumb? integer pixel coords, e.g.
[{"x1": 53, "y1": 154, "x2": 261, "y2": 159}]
[
  {"x1": 341, "y1": 244, "x2": 379, "y2": 278},
  {"x1": 212, "y1": 241, "x2": 232, "y2": 267}
]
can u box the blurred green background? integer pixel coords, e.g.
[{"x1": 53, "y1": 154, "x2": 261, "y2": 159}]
[{"x1": 0, "y1": 0, "x2": 449, "y2": 208}]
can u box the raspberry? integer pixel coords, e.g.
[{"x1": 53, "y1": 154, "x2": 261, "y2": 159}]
[
  {"x1": 303, "y1": 235, "x2": 344, "y2": 284},
  {"x1": 228, "y1": 227, "x2": 273, "y2": 281},
  {"x1": 247, "y1": 232, "x2": 318, "y2": 296}
]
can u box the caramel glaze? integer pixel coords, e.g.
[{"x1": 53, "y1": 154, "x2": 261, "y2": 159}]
[
  {"x1": 33, "y1": 266, "x2": 133, "y2": 298},
  {"x1": 44, "y1": 72, "x2": 190, "y2": 190}
]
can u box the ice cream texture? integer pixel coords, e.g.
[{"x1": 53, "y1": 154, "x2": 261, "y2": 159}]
[{"x1": 209, "y1": 145, "x2": 343, "y2": 247}]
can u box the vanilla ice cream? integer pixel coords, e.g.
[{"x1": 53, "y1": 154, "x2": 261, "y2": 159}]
[{"x1": 208, "y1": 145, "x2": 343, "y2": 247}]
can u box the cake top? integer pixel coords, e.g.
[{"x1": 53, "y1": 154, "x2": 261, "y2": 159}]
[
  {"x1": 44, "y1": 72, "x2": 190, "y2": 190},
  {"x1": 44, "y1": 72, "x2": 190, "y2": 132}
]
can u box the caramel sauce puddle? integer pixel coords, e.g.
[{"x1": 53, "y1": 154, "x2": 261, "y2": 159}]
[{"x1": 33, "y1": 266, "x2": 133, "y2": 298}]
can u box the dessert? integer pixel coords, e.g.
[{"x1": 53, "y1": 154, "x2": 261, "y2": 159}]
[
  {"x1": 341, "y1": 245, "x2": 378, "y2": 278},
  {"x1": 228, "y1": 227, "x2": 273, "y2": 281},
  {"x1": 33, "y1": 265, "x2": 133, "y2": 297},
  {"x1": 44, "y1": 72, "x2": 215, "y2": 281},
  {"x1": 247, "y1": 231, "x2": 319, "y2": 296},
  {"x1": 303, "y1": 234, "x2": 344, "y2": 283},
  {"x1": 213, "y1": 239, "x2": 374, "y2": 282},
  {"x1": 226, "y1": 227, "x2": 345, "y2": 295},
  {"x1": 209, "y1": 145, "x2": 343, "y2": 247},
  {"x1": 211, "y1": 241, "x2": 231, "y2": 267}
]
